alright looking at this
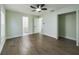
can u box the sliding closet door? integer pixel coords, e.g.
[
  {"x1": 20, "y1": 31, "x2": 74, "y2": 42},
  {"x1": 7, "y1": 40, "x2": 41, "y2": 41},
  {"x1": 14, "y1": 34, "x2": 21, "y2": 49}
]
[
  {"x1": 76, "y1": 10, "x2": 79, "y2": 46},
  {"x1": 78, "y1": 10, "x2": 79, "y2": 46}
]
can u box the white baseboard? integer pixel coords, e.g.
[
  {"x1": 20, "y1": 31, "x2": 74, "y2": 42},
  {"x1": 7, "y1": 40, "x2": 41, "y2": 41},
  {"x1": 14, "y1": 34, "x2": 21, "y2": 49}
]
[
  {"x1": 76, "y1": 40, "x2": 79, "y2": 46},
  {"x1": 6, "y1": 33, "x2": 35, "y2": 39},
  {"x1": 0, "y1": 39, "x2": 6, "y2": 54},
  {"x1": 6, "y1": 34, "x2": 22, "y2": 39},
  {"x1": 42, "y1": 33, "x2": 58, "y2": 39},
  {"x1": 59, "y1": 35, "x2": 76, "y2": 41}
]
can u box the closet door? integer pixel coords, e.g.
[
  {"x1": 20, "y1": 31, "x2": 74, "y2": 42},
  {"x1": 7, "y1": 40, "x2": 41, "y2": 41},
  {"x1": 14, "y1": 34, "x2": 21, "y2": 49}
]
[
  {"x1": 76, "y1": 10, "x2": 79, "y2": 46},
  {"x1": 77, "y1": 10, "x2": 79, "y2": 46}
]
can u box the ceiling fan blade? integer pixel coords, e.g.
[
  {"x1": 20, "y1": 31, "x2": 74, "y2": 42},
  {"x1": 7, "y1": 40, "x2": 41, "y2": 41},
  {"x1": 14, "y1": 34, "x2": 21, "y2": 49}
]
[
  {"x1": 41, "y1": 4, "x2": 45, "y2": 7},
  {"x1": 37, "y1": 4, "x2": 40, "y2": 8},
  {"x1": 41, "y1": 8, "x2": 47, "y2": 10},
  {"x1": 30, "y1": 6, "x2": 36, "y2": 9}
]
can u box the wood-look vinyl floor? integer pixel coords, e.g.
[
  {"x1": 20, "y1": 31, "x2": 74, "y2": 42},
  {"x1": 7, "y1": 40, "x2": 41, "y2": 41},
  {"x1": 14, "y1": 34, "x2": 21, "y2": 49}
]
[{"x1": 1, "y1": 33, "x2": 79, "y2": 55}]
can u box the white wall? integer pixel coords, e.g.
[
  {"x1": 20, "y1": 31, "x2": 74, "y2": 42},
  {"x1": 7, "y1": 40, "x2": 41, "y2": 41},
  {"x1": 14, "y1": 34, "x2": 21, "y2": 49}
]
[
  {"x1": 42, "y1": 13, "x2": 57, "y2": 39},
  {"x1": 0, "y1": 5, "x2": 6, "y2": 54}
]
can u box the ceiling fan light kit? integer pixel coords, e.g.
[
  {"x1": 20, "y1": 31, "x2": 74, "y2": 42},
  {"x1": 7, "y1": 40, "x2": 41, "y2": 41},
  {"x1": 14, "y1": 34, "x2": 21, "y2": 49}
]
[{"x1": 36, "y1": 8, "x2": 41, "y2": 11}]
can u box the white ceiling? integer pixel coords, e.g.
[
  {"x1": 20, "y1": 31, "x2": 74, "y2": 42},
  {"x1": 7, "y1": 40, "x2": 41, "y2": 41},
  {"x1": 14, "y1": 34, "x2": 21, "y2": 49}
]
[{"x1": 5, "y1": 4, "x2": 79, "y2": 15}]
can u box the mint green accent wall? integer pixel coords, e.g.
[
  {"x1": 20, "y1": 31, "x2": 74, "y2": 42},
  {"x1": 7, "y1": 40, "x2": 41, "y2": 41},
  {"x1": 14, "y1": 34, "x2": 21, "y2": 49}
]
[{"x1": 58, "y1": 12, "x2": 76, "y2": 40}]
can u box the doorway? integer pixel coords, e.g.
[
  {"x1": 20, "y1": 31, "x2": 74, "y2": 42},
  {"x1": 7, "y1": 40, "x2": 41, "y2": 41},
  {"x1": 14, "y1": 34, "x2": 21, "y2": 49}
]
[
  {"x1": 22, "y1": 16, "x2": 29, "y2": 36},
  {"x1": 33, "y1": 16, "x2": 43, "y2": 34},
  {"x1": 58, "y1": 12, "x2": 76, "y2": 41}
]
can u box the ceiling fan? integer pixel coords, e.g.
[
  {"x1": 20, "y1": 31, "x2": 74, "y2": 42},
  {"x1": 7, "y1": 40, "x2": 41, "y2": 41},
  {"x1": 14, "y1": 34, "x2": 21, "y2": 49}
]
[{"x1": 30, "y1": 4, "x2": 47, "y2": 12}]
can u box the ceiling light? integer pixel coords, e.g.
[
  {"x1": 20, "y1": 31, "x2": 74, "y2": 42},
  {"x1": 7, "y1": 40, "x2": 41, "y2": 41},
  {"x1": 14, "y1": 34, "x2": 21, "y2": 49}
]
[{"x1": 36, "y1": 8, "x2": 41, "y2": 12}]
